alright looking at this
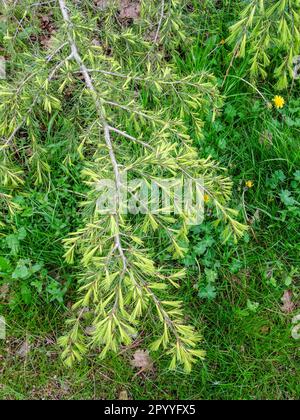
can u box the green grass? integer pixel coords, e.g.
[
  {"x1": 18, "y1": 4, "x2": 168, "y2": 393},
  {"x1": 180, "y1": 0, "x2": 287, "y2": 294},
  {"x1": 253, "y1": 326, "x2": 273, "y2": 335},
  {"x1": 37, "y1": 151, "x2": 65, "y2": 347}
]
[
  {"x1": 1, "y1": 1, "x2": 300, "y2": 400},
  {"x1": 1, "y1": 77, "x2": 299, "y2": 399},
  {"x1": 1, "y1": 262, "x2": 298, "y2": 400}
]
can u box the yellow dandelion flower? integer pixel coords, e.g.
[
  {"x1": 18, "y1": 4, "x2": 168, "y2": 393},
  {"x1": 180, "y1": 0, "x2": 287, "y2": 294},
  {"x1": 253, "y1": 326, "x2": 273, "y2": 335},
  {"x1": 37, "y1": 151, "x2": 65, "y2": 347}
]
[
  {"x1": 273, "y1": 95, "x2": 285, "y2": 109},
  {"x1": 204, "y1": 193, "x2": 210, "y2": 203},
  {"x1": 220, "y1": 39, "x2": 225, "y2": 45},
  {"x1": 245, "y1": 180, "x2": 254, "y2": 189}
]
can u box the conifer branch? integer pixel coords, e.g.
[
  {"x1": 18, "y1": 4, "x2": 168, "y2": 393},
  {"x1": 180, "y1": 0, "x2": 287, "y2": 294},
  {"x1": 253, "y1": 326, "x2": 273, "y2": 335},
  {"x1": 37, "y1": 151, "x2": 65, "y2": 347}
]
[
  {"x1": 58, "y1": 0, "x2": 127, "y2": 271},
  {"x1": 0, "y1": 0, "x2": 247, "y2": 372}
]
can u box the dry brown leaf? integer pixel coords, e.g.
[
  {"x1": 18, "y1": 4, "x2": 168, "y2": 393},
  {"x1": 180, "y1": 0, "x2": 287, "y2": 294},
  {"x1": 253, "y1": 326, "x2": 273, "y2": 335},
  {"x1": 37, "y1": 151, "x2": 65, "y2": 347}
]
[
  {"x1": 16, "y1": 340, "x2": 31, "y2": 358},
  {"x1": 0, "y1": 284, "x2": 9, "y2": 300},
  {"x1": 38, "y1": 13, "x2": 56, "y2": 49},
  {"x1": 260, "y1": 325, "x2": 270, "y2": 334},
  {"x1": 281, "y1": 290, "x2": 295, "y2": 314},
  {"x1": 130, "y1": 349, "x2": 153, "y2": 371},
  {"x1": 40, "y1": 36, "x2": 55, "y2": 49},
  {"x1": 119, "y1": 390, "x2": 129, "y2": 400},
  {"x1": 119, "y1": 0, "x2": 140, "y2": 21}
]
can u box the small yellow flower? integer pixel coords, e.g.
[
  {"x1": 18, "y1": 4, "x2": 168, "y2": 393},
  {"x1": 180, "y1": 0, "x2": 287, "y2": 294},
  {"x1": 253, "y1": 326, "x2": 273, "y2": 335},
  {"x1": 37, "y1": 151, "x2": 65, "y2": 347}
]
[
  {"x1": 220, "y1": 39, "x2": 226, "y2": 45},
  {"x1": 273, "y1": 95, "x2": 285, "y2": 109},
  {"x1": 204, "y1": 193, "x2": 210, "y2": 203},
  {"x1": 245, "y1": 180, "x2": 254, "y2": 189}
]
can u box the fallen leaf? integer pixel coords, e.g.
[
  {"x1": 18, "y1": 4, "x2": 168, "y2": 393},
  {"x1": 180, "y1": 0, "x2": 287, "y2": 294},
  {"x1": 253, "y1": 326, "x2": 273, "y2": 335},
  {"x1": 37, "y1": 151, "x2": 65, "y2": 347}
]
[
  {"x1": 40, "y1": 35, "x2": 55, "y2": 49},
  {"x1": 130, "y1": 349, "x2": 153, "y2": 371},
  {"x1": 38, "y1": 13, "x2": 56, "y2": 49},
  {"x1": 119, "y1": 0, "x2": 141, "y2": 21},
  {"x1": 260, "y1": 325, "x2": 270, "y2": 334},
  {"x1": 0, "y1": 284, "x2": 9, "y2": 300},
  {"x1": 119, "y1": 390, "x2": 129, "y2": 400},
  {"x1": 16, "y1": 340, "x2": 31, "y2": 358},
  {"x1": 281, "y1": 290, "x2": 295, "y2": 314}
]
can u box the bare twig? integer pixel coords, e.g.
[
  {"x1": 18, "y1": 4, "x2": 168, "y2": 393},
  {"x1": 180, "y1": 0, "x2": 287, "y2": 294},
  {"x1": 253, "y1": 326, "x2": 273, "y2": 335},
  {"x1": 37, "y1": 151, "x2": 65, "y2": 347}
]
[
  {"x1": 154, "y1": 0, "x2": 165, "y2": 44},
  {"x1": 104, "y1": 99, "x2": 161, "y2": 123},
  {"x1": 108, "y1": 125, "x2": 154, "y2": 150},
  {"x1": 83, "y1": 68, "x2": 210, "y2": 89},
  {"x1": 46, "y1": 42, "x2": 69, "y2": 62},
  {"x1": 48, "y1": 53, "x2": 73, "y2": 80}
]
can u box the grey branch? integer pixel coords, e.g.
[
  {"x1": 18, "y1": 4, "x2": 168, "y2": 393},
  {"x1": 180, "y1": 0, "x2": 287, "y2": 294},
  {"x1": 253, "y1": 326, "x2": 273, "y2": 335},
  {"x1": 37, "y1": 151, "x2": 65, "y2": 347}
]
[{"x1": 58, "y1": 0, "x2": 127, "y2": 271}]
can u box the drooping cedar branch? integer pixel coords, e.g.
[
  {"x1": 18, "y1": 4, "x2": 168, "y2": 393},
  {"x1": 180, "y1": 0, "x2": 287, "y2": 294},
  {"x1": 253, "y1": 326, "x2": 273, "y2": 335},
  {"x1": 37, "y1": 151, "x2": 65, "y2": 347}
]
[
  {"x1": 58, "y1": 0, "x2": 127, "y2": 271},
  {"x1": 1, "y1": 0, "x2": 247, "y2": 372}
]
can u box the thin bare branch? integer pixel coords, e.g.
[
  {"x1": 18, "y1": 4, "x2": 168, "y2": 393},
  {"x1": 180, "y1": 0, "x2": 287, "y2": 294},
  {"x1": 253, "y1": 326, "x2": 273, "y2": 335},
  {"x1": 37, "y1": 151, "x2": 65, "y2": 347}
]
[
  {"x1": 58, "y1": 0, "x2": 127, "y2": 271},
  {"x1": 108, "y1": 125, "x2": 154, "y2": 151},
  {"x1": 154, "y1": 0, "x2": 165, "y2": 44}
]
